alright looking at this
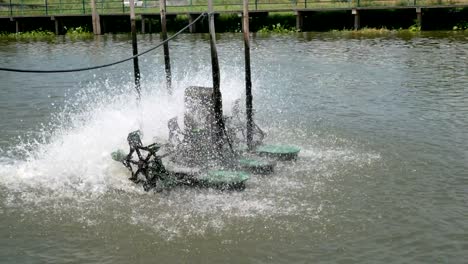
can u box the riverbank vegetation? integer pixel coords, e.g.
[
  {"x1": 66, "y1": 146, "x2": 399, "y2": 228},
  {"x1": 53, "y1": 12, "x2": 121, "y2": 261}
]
[
  {"x1": 0, "y1": 26, "x2": 92, "y2": 40},
  {"x1": 0, "y1": 29, "x2": 55, "y2": 40},
  {"x1": 65, "y1": 26, "x2": 94, "y2": 39},
  {"x1": 2, "y1": 18, "x2": 468, "y2": 40},
  {"x1": 452, "y1": 21, "x2": 468, "y2": 30},
  {"x1": 257, "y1": 23, "x2": 297, "y2": 33},
  {"x1": 328, "y1": 26, "x2": 424, "y2": 37}
]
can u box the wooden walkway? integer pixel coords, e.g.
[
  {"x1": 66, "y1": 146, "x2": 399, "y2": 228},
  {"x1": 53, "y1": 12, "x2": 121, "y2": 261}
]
[{"x1": 1, "y1": 4, "x2": 468, "y2": 33}]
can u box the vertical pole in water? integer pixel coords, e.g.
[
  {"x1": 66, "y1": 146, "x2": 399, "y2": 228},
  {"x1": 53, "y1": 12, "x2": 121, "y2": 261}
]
[
  {"x1": 352, "y1": 9, "x2": 360, "y2": 30},
  {"x1": 243, "y1": 0, "x2": 253, "y2": 150},
  {"x1": 188, "y1": 14, "x2": 196, "y2": 33},
  {"x1": 296, "y1": 11, "x2": 303, "y2": 32},
  {"x1": 130, "y1": 0, "x2": 141, "y2": 99},
  {"x1": 52, "y1": 16, "x2": 59, "y2": 34},
  {"x1": 91, "y1": 0, "x2": 101, "y2": 34},
  {"x1": 208, "y1": 0, "x2": 225, "y2": 151},
  {"x1": 416, "y1": 7, "x2": 422, "y2": 29},
  {"x1": 160, "y1": 0, "x2": 172, "y2": 93}
]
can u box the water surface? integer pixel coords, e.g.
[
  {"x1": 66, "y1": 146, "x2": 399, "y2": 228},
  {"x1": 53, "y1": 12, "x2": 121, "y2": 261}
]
[{"x1": 0, "y1": 32, "x2": 467, "y2": 263}]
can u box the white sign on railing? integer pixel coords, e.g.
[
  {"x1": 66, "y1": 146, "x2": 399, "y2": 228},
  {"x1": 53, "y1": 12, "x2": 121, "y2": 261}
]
[
  {"x1": 123, "y1": 0, "x2": 144, "y2": 6},
  {"x1": 167, "y1": 0, "x2": 190, "y2": 6}
]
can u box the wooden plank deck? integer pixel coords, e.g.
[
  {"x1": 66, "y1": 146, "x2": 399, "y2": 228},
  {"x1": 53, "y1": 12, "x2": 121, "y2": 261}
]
[{"x1": 2, "y1": 3, "x2": 468, "y2": 19}]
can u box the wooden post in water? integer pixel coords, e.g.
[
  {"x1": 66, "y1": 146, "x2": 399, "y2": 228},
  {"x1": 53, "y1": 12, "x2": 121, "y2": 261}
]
[
  {"x1": 189, "y1": 14, "x2": 197, "y2": 33},
  {"x1": 160, "y1": 0, "x2": 172, "y2": 93},
  {"x1": 208, "y1": 0, "x2": 225, "y2": 151},
  {"x1": 130, "y1": 0, "x2": 141, "y2": 99},
  {"x1": 352, "y1": 9, "x2": 360, "y2": 30},
  {"x1": 15, "y1": 19, "x2": 19, "y2": 33},
  {"x1": 91, "y1": 0, "x2": 101, "y2": 35},
  {"x1": 243, "y1": 0, "x2": 254, "y2": 150},
  {"x1": 296, "y1": 11, "x2": 303, "y2": 32},
  {"x1": 51, "y1": 16, "x2": 59, "y2": 35},
  {"x1": 416, "y1": 7, "x2": 422, "y2": 29}
]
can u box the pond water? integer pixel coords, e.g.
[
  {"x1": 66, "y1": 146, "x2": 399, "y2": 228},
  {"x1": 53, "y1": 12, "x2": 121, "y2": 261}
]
[{"x1": 0, "y1": 32, "x2": 467, "y2": 263}]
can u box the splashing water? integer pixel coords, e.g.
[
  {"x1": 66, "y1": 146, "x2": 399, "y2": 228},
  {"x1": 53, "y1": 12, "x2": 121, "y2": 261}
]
[
  {"x1": 0, "y1": 66, "x2": 245, "y2": 191},
  {"x1": 0, "y1": 65, "x2": 380, "y2": 239}
]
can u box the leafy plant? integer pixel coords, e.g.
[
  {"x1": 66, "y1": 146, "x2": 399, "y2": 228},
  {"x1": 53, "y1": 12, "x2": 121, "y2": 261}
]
[
  {"x1": 66, "y1": 26, "x2": 91, "y2": 35},
  {"x1": 257, "y1": 23, "x2": 297, "y2": 33},
  {"x1": 0, "y1": 29, "x2": 55, "y2": 40},
  {"x1": 453, "y1": 21, "x2": 468, "y2": 30},
  {"x1": 409, "y1": 24, "x2": 421, "y2": 32}
]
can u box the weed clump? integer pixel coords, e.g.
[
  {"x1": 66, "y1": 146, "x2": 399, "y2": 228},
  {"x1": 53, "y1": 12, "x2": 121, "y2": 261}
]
[{"x1": 257, "y1": 23, "x2": 297, "y2": 33}]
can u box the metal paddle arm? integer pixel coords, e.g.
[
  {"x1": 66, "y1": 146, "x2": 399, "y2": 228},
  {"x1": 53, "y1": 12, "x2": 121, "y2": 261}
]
[{"x1": 120, "y1": 130, "x2": 169, "y2": 191}]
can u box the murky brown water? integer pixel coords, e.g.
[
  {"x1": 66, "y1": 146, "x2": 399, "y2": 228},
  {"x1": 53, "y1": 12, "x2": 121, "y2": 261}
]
[{"x1": 0, "y1": 32, "x2": 467, "y2": 263}]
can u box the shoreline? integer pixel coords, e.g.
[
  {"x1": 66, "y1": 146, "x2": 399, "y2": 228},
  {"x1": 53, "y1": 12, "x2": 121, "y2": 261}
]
[
  {"x1": 1, "y1": 8, "x2": 468, "y2": 35},
  {"x1": 2, "y1": 27, "x2": 468, "y2": 41}
]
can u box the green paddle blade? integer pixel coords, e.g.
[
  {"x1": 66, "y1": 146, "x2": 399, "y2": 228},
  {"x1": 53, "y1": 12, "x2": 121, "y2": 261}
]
[
  {"x1": 238, "y1": 158, "x2": 275, "y2": 174},
  {"x1": 198, "y1": 170, "x2": 250, "y2": 190},
  {"x1": 255, "y1": 145, "x2": 301, "y2": 161},
  {"x1": 111, "y1": 149, "x2": 127, "y2": 162}
]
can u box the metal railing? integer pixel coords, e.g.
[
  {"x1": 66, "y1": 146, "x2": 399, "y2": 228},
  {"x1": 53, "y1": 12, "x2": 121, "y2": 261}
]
[{"x1": 0, "y1": 0, "x2": 466, "y2": 16}]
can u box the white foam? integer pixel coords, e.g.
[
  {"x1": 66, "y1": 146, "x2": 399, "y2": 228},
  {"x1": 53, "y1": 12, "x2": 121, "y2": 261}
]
[
  {"x1": 0, "y1": 69, "x2": 245, "y2": 195},
  {"x1": 0, "y1": 68, "x2": 380, "y2": 238}
]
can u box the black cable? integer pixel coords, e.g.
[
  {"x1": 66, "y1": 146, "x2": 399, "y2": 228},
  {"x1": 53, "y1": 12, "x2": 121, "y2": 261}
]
[{"x1": 0, "y1": 13, "x2": 207, "y2": 73}]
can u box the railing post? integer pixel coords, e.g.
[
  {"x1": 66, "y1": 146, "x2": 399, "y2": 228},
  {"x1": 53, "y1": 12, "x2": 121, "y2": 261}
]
[
  {"x1": 45, "y1": 0, "x2": 48, "y2": 15},
  {"x1": 82, "y1": 0, "x2": 85, "y2": 14},
  {"x1": 160, "y1": 0, "x2": 172, "y2": 93},
  {"x1": 414, "y1": 0, "x2": 417, "y2": 6},
  {"x1": 9, "y1": 0, "x2": 12, "y2": 16},
  {"x1": 243, "y1": 0, "x2": 253, "y2": 150},
  {"x1": 357, "y1": 0, "x2": 360, "y2": 7},
  {"x1": 255, "y1": 0, "x2": 258, "y2": 10},
  {"x1": 305, "y1": 0, "x2": 307, "y2": 8}
]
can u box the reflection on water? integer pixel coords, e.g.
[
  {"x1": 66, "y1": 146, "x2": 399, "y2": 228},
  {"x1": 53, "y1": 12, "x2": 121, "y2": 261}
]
[{"x1": 0, "y1": 32, "x2": 467, "y2": 263}]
